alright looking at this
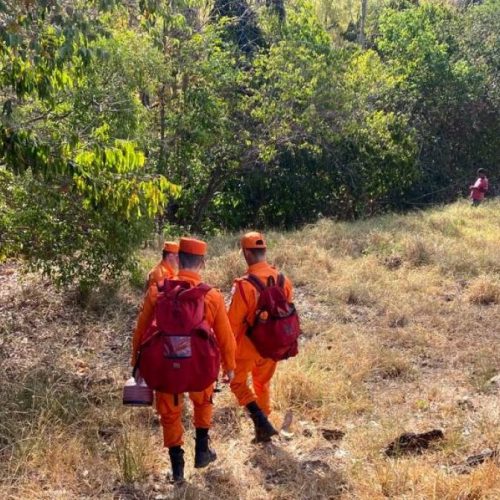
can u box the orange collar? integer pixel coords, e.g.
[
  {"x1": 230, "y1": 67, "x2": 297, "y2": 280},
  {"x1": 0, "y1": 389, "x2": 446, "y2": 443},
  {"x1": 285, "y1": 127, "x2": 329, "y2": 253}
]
[
  {"x1": 177, "y1": 269, "x2": 202, "y2": 285},
  {"x1": 247, "y1": 261, "x2": 271, "y2": 274},
  {"x1": 162, "y1": 262, "x2": 175, "y2": 276}
]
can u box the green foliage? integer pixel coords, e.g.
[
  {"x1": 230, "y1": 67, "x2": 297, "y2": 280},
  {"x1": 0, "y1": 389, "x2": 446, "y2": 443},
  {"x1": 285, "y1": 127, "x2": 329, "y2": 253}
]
[
  {"x1": 374, "y1": 0, "x2": 499, "y2": 205},
  {"x1": 1, "y1": 0, "x2": 499, "y2": 277},
  {"x1": 3, "y1": 171, "x2": 151, "y2": 290},
  {"x1": 0, "y1": 168, "x2": 18, "y2": 261},
  {"x1": 0, "y1": 1, "x2": 179, "y2": 289},
  {"x1": 74, "y1": 140, "x2": 178, "y2": 218}
]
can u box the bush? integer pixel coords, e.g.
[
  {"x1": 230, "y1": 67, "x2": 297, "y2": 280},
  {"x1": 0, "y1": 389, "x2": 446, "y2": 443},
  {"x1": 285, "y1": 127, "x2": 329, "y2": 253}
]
[{"x1": 2, "y1": 172, "x2": 155, "y2": 291}]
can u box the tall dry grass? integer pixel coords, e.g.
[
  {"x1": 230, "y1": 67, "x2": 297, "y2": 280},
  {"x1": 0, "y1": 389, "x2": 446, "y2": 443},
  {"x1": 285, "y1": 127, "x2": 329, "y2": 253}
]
[{"x1": 1, "y1": 199, "x2": 499, "y2": 498}]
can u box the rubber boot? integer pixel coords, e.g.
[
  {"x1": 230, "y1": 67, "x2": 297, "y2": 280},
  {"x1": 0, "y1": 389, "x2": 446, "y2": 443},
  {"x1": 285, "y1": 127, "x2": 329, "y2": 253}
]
[
  {"x1": 168, "y1": 446, "x2": 185, "y2": 483},
  {"x1": 194, "y1": 428, "x2": 217, "y2": 468},
  {"x1": 246, "y1": 401, "x2": 278, "y2": 443}
]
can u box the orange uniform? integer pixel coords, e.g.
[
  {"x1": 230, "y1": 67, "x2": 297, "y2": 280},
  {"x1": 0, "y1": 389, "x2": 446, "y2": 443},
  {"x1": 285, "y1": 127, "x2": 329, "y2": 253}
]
[
  {"x1": 146, "y1": 241, "x2": 179, "y2": 288},
  {"x1": 131, "y1": 269, "x2": 236, "y2": 448},
  {"x1": 146, "y1": 260, "x2": 175, "y2": 288},
  {"x1": 228, "y1": 261, "x2": 293, "y2": 415}
]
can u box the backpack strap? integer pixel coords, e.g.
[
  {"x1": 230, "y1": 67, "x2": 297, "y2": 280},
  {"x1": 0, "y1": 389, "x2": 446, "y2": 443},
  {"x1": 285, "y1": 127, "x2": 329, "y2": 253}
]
[
  {"x1": 157, "y1": 278, "x2": 181, "y2": 293},
  {"x1": 235, "y1": 275, "x2": 265, "y2": 327},
  {"x1": 277, "y1": 273, "x2": 285, "y2": 288},
  {"x1": 245, "y1": 273, "x2": 285, "y2": 290},
  {"x1": 238, "y1": 273, "x2": 280, "y2": 317},
  {"x1": 196, "y1": 283, "x2": 212, "y2": 294},
  {"x1": 245, "y1": 274, "x2": 266, "y2": 292},
  {"x1": 237, "y1": 274, "x2": 266, "y2": 309},
  {"x1": 173, "y1": 281, "x2": 211, "y2": 299}
]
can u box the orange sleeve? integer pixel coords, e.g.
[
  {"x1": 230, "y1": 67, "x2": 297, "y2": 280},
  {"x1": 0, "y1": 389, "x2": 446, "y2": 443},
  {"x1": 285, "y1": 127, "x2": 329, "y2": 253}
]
[
  {"x1": 207, "y1": 290, "x2": 236, "y2": 371},
  {"x1": 131, "y1": 285, "x2": 158, "y2": 366},
  {"x1": 227, "y1": 280, "x2": 256, "y2": 343},
  {"x1": 285, "y1": 276, "x2": 293, "y2": 302},
  {"x1": 147, "y1": 266, "x2": 163, "y2": 288}
]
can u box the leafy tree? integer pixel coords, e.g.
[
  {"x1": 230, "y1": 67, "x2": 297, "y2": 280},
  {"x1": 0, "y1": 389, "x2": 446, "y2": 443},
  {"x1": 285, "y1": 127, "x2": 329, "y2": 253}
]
[
  {"x1": 1, "y1": 0, "x2": 498, "y2": 275},
  {"x1": 376, "y1": 1, "x2": 499, "y2": 205},
  {"x1": 0, "y1": 1, "x2": 178, "y2": 290},
  {"x1": 210, "y1": 3, "x2": 418, "y2": 227}
]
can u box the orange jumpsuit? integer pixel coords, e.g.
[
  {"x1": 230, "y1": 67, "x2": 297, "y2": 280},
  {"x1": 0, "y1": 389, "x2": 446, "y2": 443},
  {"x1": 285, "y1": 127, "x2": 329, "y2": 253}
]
[
  {"x1": 147, "y1": 260, "x2": 175, "y2": 288},
  {"x1": 131, "y1": 270, "x2": 236, "y2": 448},
  {"x1": 228, "y1": 261, "x2": 293, "y2": 416}
]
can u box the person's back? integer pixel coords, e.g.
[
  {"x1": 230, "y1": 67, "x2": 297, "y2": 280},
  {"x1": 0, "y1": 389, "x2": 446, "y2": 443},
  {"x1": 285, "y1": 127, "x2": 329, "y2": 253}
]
[
  {"x1": 131, "y1": 238, "x2": 235, "y2": 483},
  {"x1": 230, "y1": 262, "x2": 293, "y2": 343},
  {"x1": 228, "y1": 232, "x2": 294, "y2": 443},
  {"x1": 470, "y1": 168, "x2": 489, "y2": 206}
]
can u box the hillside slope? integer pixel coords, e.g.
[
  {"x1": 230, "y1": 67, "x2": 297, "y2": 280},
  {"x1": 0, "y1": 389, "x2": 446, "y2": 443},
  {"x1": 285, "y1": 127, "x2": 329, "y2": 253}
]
[{"x1": 1, "y1": 200, "x2": 499, "y2": 499}]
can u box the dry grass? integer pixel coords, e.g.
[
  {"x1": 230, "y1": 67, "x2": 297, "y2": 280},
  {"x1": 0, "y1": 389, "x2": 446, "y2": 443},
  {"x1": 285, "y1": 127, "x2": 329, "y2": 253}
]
[
  {"x1": 1, "y1": 199, "x2": 499, "y2": 499},
  {"x1": 467, "y1": 276, "x2": 500, "y2": 306}
]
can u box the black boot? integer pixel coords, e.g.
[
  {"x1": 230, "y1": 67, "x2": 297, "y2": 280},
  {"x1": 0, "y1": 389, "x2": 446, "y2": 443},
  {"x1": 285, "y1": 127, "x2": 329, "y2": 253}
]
[
  {"x1": 246, "y1": 401, "x2": 278, "y2": 443},
  {"x1": 194, "y1": 428, "x2": 217, "y2": 468},
  {"x1": 168, "y1": 446, "x2": 185, "y2": 483}
]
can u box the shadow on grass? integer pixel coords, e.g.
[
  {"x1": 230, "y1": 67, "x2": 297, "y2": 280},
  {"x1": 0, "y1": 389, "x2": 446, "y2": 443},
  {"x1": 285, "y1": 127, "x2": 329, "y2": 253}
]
[
  {"x1": 112, "y1": 467, "x2": 242, "y2": 500},
  {"x1": 249, "y1": 442, "x2": 347, "y2": 498}
]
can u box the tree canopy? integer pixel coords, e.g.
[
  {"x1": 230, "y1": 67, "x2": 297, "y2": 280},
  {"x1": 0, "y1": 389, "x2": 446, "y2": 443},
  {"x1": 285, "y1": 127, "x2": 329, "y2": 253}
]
[{"x1": 1, "y1": 0, "x2": 498, "y2": 288}]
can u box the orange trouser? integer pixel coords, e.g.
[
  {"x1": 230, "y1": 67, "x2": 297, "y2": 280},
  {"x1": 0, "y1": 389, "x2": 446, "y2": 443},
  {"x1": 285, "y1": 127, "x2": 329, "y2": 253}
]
[
  {"x1": 156, "y1": 386, "x2": 214, "y2": 448},
  {"x1": 230, "y1": 337, "x2": 277, "y2": 416}
]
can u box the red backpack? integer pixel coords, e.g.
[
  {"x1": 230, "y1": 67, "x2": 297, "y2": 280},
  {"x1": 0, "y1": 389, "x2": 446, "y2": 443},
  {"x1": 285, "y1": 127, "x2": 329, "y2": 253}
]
[
  {"x1": 137, "y1": 280, "x2": 221, "y2": 394},
  {"x1": 239, "y1": 273, "x2": 300, "y2": 361}
]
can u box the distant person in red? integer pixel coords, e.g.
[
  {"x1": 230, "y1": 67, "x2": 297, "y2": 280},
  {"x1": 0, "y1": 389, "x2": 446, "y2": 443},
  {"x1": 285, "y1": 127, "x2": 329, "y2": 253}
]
[{"x1": 469, "y1": 168, "x2": 489, "y2": 206}]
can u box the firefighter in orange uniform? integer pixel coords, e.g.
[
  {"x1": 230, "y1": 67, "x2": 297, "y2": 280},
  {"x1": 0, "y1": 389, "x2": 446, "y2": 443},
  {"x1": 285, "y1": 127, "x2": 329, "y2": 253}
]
[
  {"x1": 131, "y1": 238, "x2": 236, "y2": 482},
  {"x1": 228, "y1": 232, "x2": 293, "y2": 443},
  {"x1": 146, "y1": 241, "x2": 179, "y2": 288}
]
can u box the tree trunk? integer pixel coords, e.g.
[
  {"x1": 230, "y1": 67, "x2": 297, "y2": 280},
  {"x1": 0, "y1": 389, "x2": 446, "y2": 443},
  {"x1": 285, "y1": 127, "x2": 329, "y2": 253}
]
[
  {"x1": 359, "y1": 0, "x2": 368, "y2": 48},
  {"x1": 190, "y1": 168, "x2": 227, "y2": 232}
]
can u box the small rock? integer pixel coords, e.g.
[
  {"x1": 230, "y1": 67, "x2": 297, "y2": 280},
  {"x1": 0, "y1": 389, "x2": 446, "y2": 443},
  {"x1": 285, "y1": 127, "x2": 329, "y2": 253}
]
[
  {"x1": 466, "y1": 449, "x2": 498, "y2": 467},
  {"x1": 321, "y1": 428, "x2": 345, "y2": 442},
  {"x1": 487, "y1": 374, "x2": 500, "y2": 388},
  {"x1": 385, "y1": 429, "x2": 444, "y2": 457},
  {"x1": 281, "y1": 410, "x2": 293, "y2": 432},
  {"x1": 302, "y1": 428, "x2": 313, "y2": 438},
  {"x1": 98, "y1": 427, "x2": 117, "y2": 441},
  {"x1": 265, "y1": 468, "x2": 287, "y2": 485},
  {"x1": 384, "y1": 255, "x2": 402, "y2": 270},
  {"x1": 302, "y1": 459, "x2": 330, "y2": 473},
  {"x1": 280, "y1": 430, "x2": 294, "y2": 440},
  {"x1": 456, "y1": 449, "x2": 499, "y2": 474},
  {"x1": 457, "y1": 396, "x2": 474, "y2": 410},
  {"x1": 334, "y1": 448, "x2": 349, "y2": 459}
]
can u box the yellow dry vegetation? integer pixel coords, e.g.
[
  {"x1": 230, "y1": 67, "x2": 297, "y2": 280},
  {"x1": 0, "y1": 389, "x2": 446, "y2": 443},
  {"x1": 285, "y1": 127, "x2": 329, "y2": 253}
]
[{"x1": 0, "y1": 200, "x2": 499, "y2": 499}]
